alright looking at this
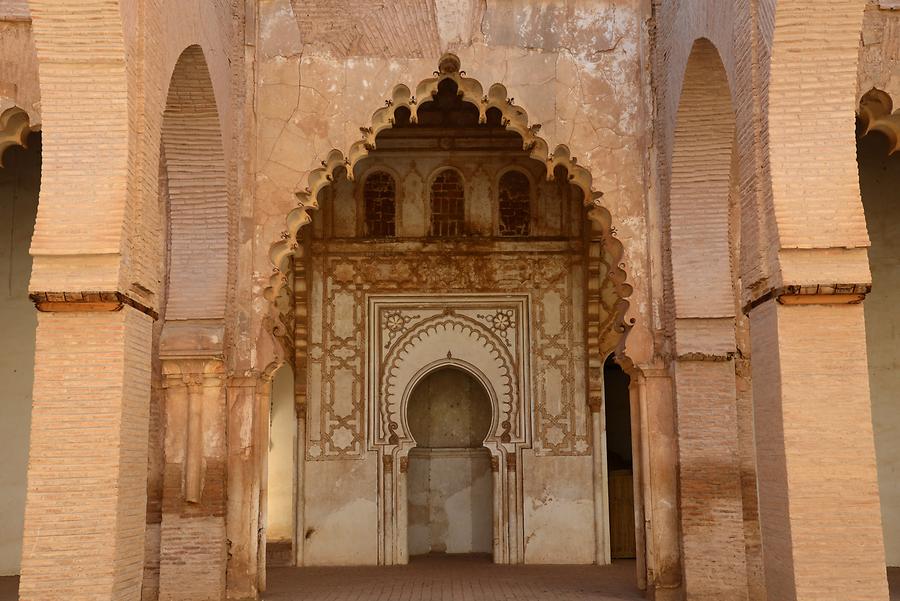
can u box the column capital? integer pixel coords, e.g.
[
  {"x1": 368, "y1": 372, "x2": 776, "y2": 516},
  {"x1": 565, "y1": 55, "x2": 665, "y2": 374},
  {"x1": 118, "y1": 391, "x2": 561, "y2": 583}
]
[
  {"x1": 30, "y1": 290, "x2": 158, "y2": 319},
  {"x1": 743, "y1": 283, "x2": 870, "y2": 314}
]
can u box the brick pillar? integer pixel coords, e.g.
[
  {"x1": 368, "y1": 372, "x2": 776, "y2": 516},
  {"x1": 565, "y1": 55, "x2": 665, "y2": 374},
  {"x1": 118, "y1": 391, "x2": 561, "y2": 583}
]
[
  {"x1": 749, "y1": 300, "x2": 888, "y2": 600},
  {"x1": 673, "y1": 358, "x2": 749, "y2": 600},
  {"x1": 19, "y1": 308, "x2": 152, "y2": 601},
  {"x1": 158, "y1": 358, "x2": 227, "y2": 601}
]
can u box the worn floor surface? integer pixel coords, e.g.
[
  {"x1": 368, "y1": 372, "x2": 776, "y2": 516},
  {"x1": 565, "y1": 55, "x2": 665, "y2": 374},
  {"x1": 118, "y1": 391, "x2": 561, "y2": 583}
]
[
  {"x1": 0, "y1": 577, "x2": 15, "y2": 601},
  {"x1": 265, "y1": 555, "x2": 643, "y2": 601},
  {"x1": 0, "y1": 564, "x2": 896, "y2": 600}
]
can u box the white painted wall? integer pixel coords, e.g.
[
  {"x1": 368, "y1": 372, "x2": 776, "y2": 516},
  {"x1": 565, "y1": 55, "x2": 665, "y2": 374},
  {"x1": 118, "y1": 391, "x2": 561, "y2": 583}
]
[
  {"x1": 860, "y1": 132, "x2": 900, "y2": 567},
  {"x1": 268, "y1": 366, "x2": 295, "y2": 542},
  {"x1": 0, "y1": 138, "x2": 38, "y2": 576},
  {"x1": 408, "y1": 448, "x2": 493, "y2": 555}
]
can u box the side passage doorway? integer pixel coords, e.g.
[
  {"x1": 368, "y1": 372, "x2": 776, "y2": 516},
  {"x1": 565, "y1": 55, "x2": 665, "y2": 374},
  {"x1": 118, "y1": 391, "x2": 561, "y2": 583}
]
[{"x1": 406, "y1": 367, "x2": 493, "y2": 557}]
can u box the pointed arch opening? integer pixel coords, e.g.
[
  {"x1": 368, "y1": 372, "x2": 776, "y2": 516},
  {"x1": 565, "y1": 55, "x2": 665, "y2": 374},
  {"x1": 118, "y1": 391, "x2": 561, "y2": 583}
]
[
  {"x1": 144, "y1": 44, "x2": 232, "y2": 601},
  {"x1": 666, "y1": 37, "x2": 759, "y2": 600}
]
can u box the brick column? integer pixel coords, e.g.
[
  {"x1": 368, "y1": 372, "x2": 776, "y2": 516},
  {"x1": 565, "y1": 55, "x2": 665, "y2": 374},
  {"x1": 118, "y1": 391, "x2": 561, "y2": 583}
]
[
  {"x1": 673, "y1": 358, "x2": 749, "y2": 600},
  {"x1": 749, "y1": 299, "x2": 888, "y2": 600},
  {"x1": 19, "y1": 307, "x2": 152, "y2": 601},
  {"x1": 158, "y1": 358, "x2": 227, "y2": 601}
]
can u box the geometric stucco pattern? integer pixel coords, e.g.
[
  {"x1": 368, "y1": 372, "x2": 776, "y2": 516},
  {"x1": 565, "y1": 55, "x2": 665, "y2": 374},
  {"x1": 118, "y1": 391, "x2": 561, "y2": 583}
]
[{"x1": 304, "y1": 246, "x2": 591, "y2": 459}]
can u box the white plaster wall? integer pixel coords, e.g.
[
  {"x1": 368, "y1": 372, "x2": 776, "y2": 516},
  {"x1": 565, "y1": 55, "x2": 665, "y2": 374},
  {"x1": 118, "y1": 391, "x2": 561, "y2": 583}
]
[
  {"x1": 0, "y1": 137, "x2": 38, "y2": 576},
  {"x1": 267, "y1": 366, "x2": 295, "y2": 542},
  {"x1": 302, "y1": 453, "x2": 379, "y2": 565},
  {"x1": 522, "y1": 452, "x2": 596, "y2": 564},
  {"x1": 408, "y1": 448, "x2": 493, "y2": 556},
  {"x1": 859, "y1": 132, "x2": 900, "y2": 567}
]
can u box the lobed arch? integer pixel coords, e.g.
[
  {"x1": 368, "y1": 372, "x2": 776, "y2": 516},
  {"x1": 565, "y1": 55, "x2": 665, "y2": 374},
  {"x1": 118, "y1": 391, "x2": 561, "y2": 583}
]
[
  {"x1": 264, "y1": 53, "x2": 634, "y2": 359},
  {"x1": 0, "y1": 105, "x2": 35, "y2": 167},
  {"x1": 859, "y1": 88, "x2": 900, "y2": 155}
]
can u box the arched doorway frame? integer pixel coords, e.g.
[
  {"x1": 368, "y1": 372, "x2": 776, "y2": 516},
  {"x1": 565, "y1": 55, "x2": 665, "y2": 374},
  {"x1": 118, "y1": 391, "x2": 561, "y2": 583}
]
[
  {"x1": 370, "y1": 300, "x2": 528, "y2": 566},
  {"x1": 402, "y1": 360, "x2": 499, "y2": 562}
]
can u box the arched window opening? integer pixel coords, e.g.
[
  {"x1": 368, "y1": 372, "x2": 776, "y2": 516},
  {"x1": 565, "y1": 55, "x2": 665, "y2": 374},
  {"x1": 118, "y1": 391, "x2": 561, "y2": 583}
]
[
  {"x1": 407, "y1": 367, "x2": 492, "y2": 556},
  {"x1": 498, "y1": 170, "x2": 531, "y2": 236},
  {"x1": 363, "y1": 171, "x2": 396, "y2": 237},
  {"x1": 429, "y1": 169, "x2": 465, "y2": 237}
]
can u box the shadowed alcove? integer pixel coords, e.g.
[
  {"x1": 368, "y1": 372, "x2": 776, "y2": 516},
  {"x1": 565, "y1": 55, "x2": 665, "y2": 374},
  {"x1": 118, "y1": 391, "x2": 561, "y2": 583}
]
[
  {"x1": 0, "y1": 130, "x2": 39, "y2": 584},
  {"x1": 406, "y1": 367, "x2": 493, "y2": 557},
  {"x1": 856, "y1": 100, "x2": 900, "y2": 572}
]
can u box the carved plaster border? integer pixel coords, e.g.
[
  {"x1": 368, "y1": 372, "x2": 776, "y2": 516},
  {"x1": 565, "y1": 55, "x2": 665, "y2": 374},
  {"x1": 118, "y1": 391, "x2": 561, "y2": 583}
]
[{"x1": 367, "y1": 294, "x2": 532, "y2": 454}]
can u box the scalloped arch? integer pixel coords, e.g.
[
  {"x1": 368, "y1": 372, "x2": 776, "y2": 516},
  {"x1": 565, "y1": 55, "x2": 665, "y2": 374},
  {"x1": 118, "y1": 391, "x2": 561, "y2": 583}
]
[
  {"x1": 0, "y1": 106, "x2": 33, "y2": 167},
  {"x1": 264, "y1": 53, "x2": 634, "y2": 354},
  {"x1": 859, "y1": 88, "x2": 900, "y2": 155}
]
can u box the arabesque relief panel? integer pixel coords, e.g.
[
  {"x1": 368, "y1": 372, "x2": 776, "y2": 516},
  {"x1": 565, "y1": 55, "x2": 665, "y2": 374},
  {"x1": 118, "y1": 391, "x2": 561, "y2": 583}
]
[{"x1": 305, "y1": 242, "x2": 589, "y2": 460}]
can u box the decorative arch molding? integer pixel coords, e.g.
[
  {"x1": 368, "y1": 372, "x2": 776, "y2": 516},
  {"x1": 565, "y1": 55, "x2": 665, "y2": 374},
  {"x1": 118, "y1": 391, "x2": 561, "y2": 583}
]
[
  {"x1": 859, "y1": 88, "x2": 900, "y2": 154},
  {"x1": 366, "y1": 295, "x2": 529, "y2": 565},
  {"x1": 0, "y1": 104, "x2": 34, "y2": 166},
  {"x1": 381, "y1": 313, "x2": 518, "y2": 447},
  {"x1": 368, "y1": 295, "x2": 531, "y2": 455},
  {"x1": 263, "y1": 53, "x2": 633, "y2": 359}
]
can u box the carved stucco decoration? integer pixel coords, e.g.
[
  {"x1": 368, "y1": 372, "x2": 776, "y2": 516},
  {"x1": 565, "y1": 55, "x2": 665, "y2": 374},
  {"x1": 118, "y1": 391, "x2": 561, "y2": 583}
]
[
  {"x1": 0, "y1": 104, "x2": 32, "y2": 166},
  {"x1": 366, "y1": 296, "x2": 530, "y2": 564},
  {"x1": 264, "y1": 53, "x2": 634, "y2": 359},
  {"x1": 859, "y1": 88, "x2": 900, "y2": 154},
  {"x1": 379, "y1": 312, "x2": 519, "y2": 448}
]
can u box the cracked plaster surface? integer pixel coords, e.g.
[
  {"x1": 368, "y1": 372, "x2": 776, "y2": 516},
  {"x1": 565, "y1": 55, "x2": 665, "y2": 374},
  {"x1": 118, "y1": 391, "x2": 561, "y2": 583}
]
[{"x1": 252, "y1": 0, "x2": 654, "y2": 369}]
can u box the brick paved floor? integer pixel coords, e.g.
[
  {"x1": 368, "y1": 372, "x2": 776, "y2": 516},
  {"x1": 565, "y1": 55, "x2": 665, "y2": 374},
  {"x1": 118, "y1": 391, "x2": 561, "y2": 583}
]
[
  {"x1": 265, "y1": 554, "x2": 644, "y2": 601},
  {"x1": 0, "y1": 563, "x2": 896, "y2": 600}
]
